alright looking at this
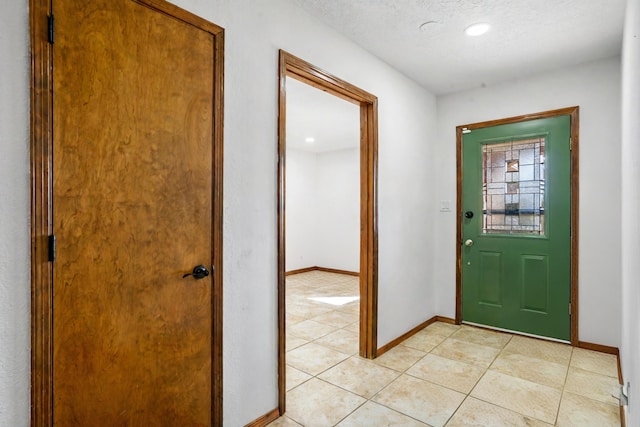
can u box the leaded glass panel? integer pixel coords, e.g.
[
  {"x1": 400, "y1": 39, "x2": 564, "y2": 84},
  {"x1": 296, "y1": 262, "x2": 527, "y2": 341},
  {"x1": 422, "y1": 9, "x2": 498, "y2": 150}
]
[{"x1": 482, "y1": 138, "x2": 545, "y2": 235}]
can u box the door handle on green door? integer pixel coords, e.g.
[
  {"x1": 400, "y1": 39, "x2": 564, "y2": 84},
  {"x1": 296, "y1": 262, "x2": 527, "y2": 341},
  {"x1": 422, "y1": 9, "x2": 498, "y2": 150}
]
[{"x1": 465, "y1": 239, "x2": 474, "y2": 247}]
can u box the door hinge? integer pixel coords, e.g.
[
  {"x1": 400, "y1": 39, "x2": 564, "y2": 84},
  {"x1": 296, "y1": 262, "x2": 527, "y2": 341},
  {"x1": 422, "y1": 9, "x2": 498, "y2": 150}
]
[
  {"x1": 48, "y1": 235, "x2": 56, "y2": 262},
  {"x1": 568, "y1": 302, "x2": 571, "y2": 315},
  {"x1": 48, "y1": 15, "x2": 55, "y2": 44},
  {"x1": 569, "y1": 137, "x2": 572, "y2": 151}
]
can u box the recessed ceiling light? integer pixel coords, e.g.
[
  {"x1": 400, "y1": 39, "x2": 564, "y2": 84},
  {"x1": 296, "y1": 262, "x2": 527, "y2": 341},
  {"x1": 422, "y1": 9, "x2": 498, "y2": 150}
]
[
  {"x1": 305, "y1": 137, "x2": 315, "y2": 143},
  {"x1": 464, "y1": 22, "x2": 490, "y2": 36}
]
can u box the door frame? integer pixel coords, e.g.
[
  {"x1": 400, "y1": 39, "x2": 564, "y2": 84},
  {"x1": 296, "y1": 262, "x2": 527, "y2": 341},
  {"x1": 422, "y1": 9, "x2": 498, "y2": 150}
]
[
  {"x1": 455, "y1": 106, "x2": 579, "y2": 345},
  {"x1": 29, "y1": 0, "x2": 225, "y2": 424},
  {"x1": 277, "y1": 50, "x2": 379, "y2": 414}
]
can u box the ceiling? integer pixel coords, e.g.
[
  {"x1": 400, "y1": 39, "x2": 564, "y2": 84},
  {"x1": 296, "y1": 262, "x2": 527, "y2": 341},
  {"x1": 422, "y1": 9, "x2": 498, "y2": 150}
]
[
  {"x1": 285, "y1": 1, "x2": 626, "y2": 153},
  {"x1": 286, "y1": 77, "x2": 360, "y2": 153},
  {"x1": 292, "y1": 0, "x2": 627, "y2": 95}
]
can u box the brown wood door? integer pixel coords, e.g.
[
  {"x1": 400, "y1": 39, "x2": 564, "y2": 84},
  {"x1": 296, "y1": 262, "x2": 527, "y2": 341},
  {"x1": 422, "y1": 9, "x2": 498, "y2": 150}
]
[{"x1": 51, "y1": 0, "x2": 221, "y2": 424}]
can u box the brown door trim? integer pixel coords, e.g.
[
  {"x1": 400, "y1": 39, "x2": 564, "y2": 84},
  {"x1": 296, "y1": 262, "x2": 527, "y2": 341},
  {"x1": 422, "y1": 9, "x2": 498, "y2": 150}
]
[
  {"x1": 29, "y1": 1, "x2": 225, "y2": 424},
  {"x1": 455, "y1": 106, "x2": 579, "y2": 345},
  {"x1": 277, "y1": 50, "x2": 379, "y2": 414}
]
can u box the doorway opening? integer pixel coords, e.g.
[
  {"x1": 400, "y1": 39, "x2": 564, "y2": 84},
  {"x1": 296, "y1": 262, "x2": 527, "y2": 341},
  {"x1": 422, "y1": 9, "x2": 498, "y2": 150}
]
[
  {"x1": 277, "y1": 50, "x2": 379, "y2": 414},
  {"x1": 455, "y1": 107, "x2": 579, "y2": 345}
]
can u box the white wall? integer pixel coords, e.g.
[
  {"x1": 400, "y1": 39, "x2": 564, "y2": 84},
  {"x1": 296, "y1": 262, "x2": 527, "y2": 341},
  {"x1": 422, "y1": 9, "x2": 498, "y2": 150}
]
[
  {"x1": 0, "y1": 1, "x2": 30, "y2": 425},
  {"x1": 621, "y1": 0, "x2": 639, "y2": 422},
  {"x1": 286, "y1": 148, "x2": 360, "y2": 272},
  {"x1": 285, "y1": 148, "x2": 319, "y2": 271},
  {"x1": 315, "y1": 149, "x2": 360, "y2": 272},
  {"x1": 435, "y1": 57, "x2": 622, "y2": 347},
  {"x1": 0, "y1": 1, "x2": 438, "y2": 426}
]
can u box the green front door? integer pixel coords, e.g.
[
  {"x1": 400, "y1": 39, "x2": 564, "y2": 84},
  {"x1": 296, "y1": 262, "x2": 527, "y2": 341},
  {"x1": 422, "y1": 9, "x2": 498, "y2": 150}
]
[{"x1": 462, "y1": 115, "x2": 571, "y2": 341}]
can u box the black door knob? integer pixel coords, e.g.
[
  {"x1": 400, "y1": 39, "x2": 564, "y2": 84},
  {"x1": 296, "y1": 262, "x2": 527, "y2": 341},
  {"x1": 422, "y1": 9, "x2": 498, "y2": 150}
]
[
  {"x1": 465, "y1": 211, "x2": 474, "y2": 219},
  {"x1": 183, "y1": 264, "x2": 210, "y2": 279}
]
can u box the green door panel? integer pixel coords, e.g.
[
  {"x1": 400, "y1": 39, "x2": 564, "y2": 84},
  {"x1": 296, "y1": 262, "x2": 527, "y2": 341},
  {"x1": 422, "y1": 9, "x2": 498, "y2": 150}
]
[
  {"x1": 462, "y1": 115, "x2": 571, "y2": 341},
  {"x1": 478, "y1": 251, "x2": 502, "y2": 306},
  {"x1": 521, "y1": 255, "x2": 549, "y2": 313}
]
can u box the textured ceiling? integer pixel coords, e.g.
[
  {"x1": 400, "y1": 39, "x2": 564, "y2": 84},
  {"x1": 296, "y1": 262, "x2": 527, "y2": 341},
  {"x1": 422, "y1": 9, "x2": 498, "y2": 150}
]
[
  {"x1": 292, "y1": 0, "x2": 626, "y2": 94},
  {"x1": 286, "y1": 77, "x2": 360, "y2": 153}
]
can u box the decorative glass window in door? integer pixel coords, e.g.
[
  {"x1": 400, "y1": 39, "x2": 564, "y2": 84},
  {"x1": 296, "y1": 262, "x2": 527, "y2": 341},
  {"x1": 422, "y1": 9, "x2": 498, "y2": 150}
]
[{"x1": 482, "y1": 137, "x2": 545, "y2": 235}]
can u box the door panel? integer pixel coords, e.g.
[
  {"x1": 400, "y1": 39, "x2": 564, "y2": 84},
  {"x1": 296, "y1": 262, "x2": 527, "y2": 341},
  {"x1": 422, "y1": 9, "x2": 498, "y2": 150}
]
[
  {"x1": 478, "y1": 251, "x2": 502, "y2": 306},
  {"x1": 52, "y1": 0, "x2": 215, "y2": 424},
  {"x1": 521, "y1": 255, "x2": 549, "y2": 313},
  {"x1": 462, "y1": 116, "x2": 571, "y2": 341}
]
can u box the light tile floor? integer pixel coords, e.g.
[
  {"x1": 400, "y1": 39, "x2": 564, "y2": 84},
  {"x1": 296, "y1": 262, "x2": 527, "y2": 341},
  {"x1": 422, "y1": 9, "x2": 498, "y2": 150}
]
[{"x1": 268, "y1": 271, "x2": 621, "y2": 427}]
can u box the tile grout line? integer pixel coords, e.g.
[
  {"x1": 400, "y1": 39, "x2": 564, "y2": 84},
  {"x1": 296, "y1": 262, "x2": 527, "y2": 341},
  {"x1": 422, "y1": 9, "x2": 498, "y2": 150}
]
[
  {"x1": 282, "y1": 273, "x2": 620, "y2": 426},
  {"x1": 552, "y1": 345, "x2": 576, "y2": 425}
]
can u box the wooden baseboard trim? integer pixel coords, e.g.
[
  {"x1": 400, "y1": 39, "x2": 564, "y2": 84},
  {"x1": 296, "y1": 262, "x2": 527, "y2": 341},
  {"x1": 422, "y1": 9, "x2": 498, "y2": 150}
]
[
  {"x1": 285, "y1": 266, "x2": 317, "y2": 276},
  {"x1": 285, "y1": 266, "x2": 359, "y2": 277},
  {"x1": 435, "y1": 316, "x2": 456, "y2": 325},
  {"x1": 376, "y1": 316, "x2": 439, "y2": 357},
  {"x1": 616, "y1": 351, "x2": 625, "y2": 427},
  {"x1": 577, "y1": 341, "x2": 619, "y2": 355},
  {"x1": 244, "y1": 407, "x2": 280, "y2": 427},
  {"x1": 316, "y1": 266, "x2": 359, "y2": 276},
  {"x1": 617, "y1": 355, "x2": 624, "y2": 386}
]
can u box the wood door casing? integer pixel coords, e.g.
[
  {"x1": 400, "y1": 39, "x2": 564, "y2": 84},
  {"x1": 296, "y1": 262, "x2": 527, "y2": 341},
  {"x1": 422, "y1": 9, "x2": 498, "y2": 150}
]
[
  {"x1": 30, "y1": 0, "x2": 225, "y2": 424},
  {"x1": 277, "y1": 50, "x2": 379, "y2": 415}
]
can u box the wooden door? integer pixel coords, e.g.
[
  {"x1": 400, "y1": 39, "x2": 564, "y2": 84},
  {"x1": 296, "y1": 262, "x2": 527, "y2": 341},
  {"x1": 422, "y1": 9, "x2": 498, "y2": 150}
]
[
  {"x1": 50, "y1": 0, "x2": 222, "y2": 424},
  {"x1": 461, "y1": 116, "x2": 572, "y2": 341}
]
